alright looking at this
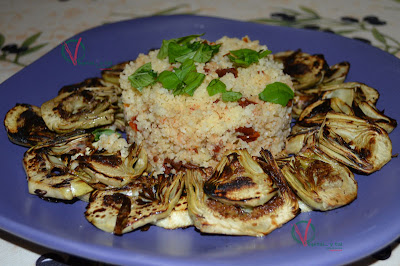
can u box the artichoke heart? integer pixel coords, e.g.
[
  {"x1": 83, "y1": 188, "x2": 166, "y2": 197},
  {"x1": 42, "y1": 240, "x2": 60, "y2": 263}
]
[
  {"x1": 318, "y1": 112, "x2": 392, "y2": 174},
  {"x1": 153, "y1": 193, "x2": 193, "y2": 229},
  {"x1": 203, "y1": 150, "x2": 277, "y2": 207},
  {"x1": 23, "y1": 148, "x2": 93, "y2": 200},
  {"x1": 281, "y1": 146, "x2": 357, "y2": 211},
  {"x1": 101, "y1": 61, "x2": 130, "y2": 85},
  {"x1": 74, "y1": 143, "x2": 147, "y2": 189},
  {"x1": 4, "y1": 103, "x2": 57, "y2": 147},
  {"x1": 273, "y1": 50, "x2": 329, "y2": 90},
  {"x1": 85, "y1": 172, "x2": 184, "y2": 234},
  {"x1": 41, "y1": 85, "x2": 118, "y2": 133},
  {"x1": 186, "y1": 150, "x2": 299, "y2": 237}
]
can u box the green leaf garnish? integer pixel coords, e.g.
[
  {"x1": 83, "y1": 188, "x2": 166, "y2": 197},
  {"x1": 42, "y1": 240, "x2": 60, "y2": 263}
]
[
  {"x1": 221, "y1": 90, "x2": 243, "y2": 102},
  {"x1": 157, "y1": 59, "x2": 204, "y2": 96},
  {"x1": 207, "y1": 79, "x2": 226, "y2": 96},
  {"x1": 227, "y1": 48, "x2": 271, "y2": 67},
  {"x1": 157, "y1": 34, "x2": 220, "y2": 63},
  {"x1": 128, "y1": 62, "x2": 157, "y2": 92},
  {"x1": 92, "y1": 128, "x2": 121, "y2": 141},
  {"x1": 258, "y1": 82, "x2": 294, "y2": 106}
]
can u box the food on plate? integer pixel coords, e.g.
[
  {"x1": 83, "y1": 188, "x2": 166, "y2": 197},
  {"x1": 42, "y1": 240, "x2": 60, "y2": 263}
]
[
  {"x1": 120, "y1": 35, "x2": 293, "y2": 173},
  {"x1": 186, "y1": 149, "x2": 299, "y2": 237},
  {"x1": 280, "y1": 145, "x2": 357, "y2": 211},
  {"x1": 85, "y1": 172, "x2": 184, "y2": 235},
  {"x1": 3, "y1": 33, "x2": 397, "y2": 237}
]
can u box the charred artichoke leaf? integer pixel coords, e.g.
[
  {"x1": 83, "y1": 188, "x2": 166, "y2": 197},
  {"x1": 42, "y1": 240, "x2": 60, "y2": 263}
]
[
  {"x1": 85, "y1": 172, "x2": 184, "y2": 234},
  {"x1": 41, "y1": 86, "x2": 118, "y2": 133},
  {"x1": 186, "y1": 150, "x2": 299, "y2": 237},
  {"x1": 23, "y1": 148, "x2": 93, "y2": 200},
  {"x1": 292, "y1": 92, "x2": 319, "y2": 119},
  {"x1": 203, "y1": 150, "x2": 277, "y2": 207},
  {"x1": 353, "y1": 100, "x2": 397, "y2": 133},
  {"x1": 322, "y1": 61, "x2": 350, "y2": 86},
  {"x1": 318, "y1": 112, "x2": 392, "y2": 174},
  {"x1": 281, "y1": 146, "x2": 357, "y2": 211},
  {"x1": 321, "y1": 88, "x2": 354, "y2": 106},
  {"x1": 273, "y1": 50, "x2": 328, "y2": 90},
  {"x1": 298, "y1": 98, "x2": 354, "y2": 127},
  {"x1": 101, "y1": 61, "x2": 130, "y2": 85},
  {"x1": 285, "y1": 127, "x2": 318, "y2": 155},
  {"x1": 4, "y1": 104, "x2": 58, "y2": 147},
  {"x1": 74, "y1": 143, "x2": 147, "y2": 188},
  {"x1": 153, "y1": 193, "x2": 193, "y2": 229}
]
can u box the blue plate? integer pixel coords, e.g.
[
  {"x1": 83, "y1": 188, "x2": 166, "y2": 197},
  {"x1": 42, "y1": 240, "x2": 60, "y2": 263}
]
[{"x1": 0, "y1": 15, "x2": 399, "y2": 266}]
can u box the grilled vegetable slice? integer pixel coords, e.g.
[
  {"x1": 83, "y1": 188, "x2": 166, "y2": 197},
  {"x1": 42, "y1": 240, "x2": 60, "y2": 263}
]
[
  {"x1": 281, "y1": 146, "x2": 357, "y2": 211},
  {"x1": 186, "y1": 150, "x2": 299, "y2": 237},
  {"x1": 204, "y1": 150, "x2": 277, "y2": 207},
  {"x1": 23, "y1": 148, "x2": 93, "y2": 200},
  {"x1": 41, "y1": 85, "x2": 118, "y2": 133},
  {"x1": 353, "y1": 100, "x2": 397, "y2": 133},
  {"x1": 4, "y1": 104, "x2": 57, "y2": 147},
  {"x1": 101, "y1": 61, "x2": 130, "y2": 85},
  {"x1": 273, "y1": 50, "x2": 329, "y2": 90},
  {"x1": 318, "y1": 112, "x2": 392, "y2": 174},
  {"x1": 85, "y1": 172, "x2": 184, "y2": 234},
  {"x1": 322, "y1": 61, "x2": 350, "y2": 85},
  {"x1": 73, "y1": 143, "x2": 147, "y2": 189},
  {"x1": 153, "y1": 193, "x2": 193, "y2": 229}
]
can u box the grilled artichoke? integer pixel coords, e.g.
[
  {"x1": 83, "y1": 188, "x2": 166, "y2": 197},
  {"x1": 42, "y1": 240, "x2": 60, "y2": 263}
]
[
  {"x1": 23, "y1": 148, "x2": 93, "y2": 200},
  {"x1": 41, "y1": 85, "x2": 119, "y2": 133},
  {"x1": 203, "y1": 150, "x2": 277, "y2": 207},
  {"x1": 85, "y1": 172, "x2": 184, "y2": 234},
  {"x1": 318, "y1": 112, "x2": 392, "y2": 174},
  {"x1": 186, "y1": 149, "x2": 299, "y2": 237},
  {"x1": 101, "y1": 61, "x2": 130, "y2": 85},
  {"x1": 4, "y1": 104, "x2": 57, "y2": 147},
  {"x1": 73, "y1": 142, "x2": 147, "y2": 189},
  {"x1": 281, "y1": 146, "x2": 357, "y2": 211},
  {"x1": 153, "y1": 193, "x2": 193, "y2": 229}
]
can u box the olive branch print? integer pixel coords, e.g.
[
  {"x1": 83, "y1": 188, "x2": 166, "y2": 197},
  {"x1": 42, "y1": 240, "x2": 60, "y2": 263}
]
[
  {"x1": 249, "y1": 6, "x2": 400, "y2": 55},
  {"x1": 0, "y1": 32, "x2": 47, "y2": 67}
]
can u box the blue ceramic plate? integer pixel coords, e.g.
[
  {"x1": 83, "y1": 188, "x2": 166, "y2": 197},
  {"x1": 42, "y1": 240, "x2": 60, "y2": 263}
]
[{"x1": 0, "y1": 15, "x2": 399, "y2": 266}]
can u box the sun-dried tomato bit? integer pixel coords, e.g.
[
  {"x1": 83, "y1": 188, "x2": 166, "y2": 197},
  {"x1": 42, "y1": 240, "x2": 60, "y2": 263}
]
[
  {"x1": 238, "y1": 97, "x2": 257, "y2": 108},
  {"x1": 128, "y1": 116, "x2": 139, "y2": 132},
  {"x1": 235, "y1": 126, "x2": 260, "y2": 142}
]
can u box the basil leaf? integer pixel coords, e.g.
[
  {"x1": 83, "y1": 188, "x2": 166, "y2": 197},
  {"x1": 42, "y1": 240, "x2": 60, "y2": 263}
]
[
  {"x1": 168, "y1": 42, "x2": 192, "y2": 63},
  {"x1": 158, "y1": 39, "x2": 175, "y2": 59},
  {"x1": 207, "y1": 79, "x2": 226, "y2": 96},
  {"x1": 174, "y1": 59, "x2": 196, "y2": 80},
  {"x1": 258, "y1": 82, "x2": 294, "y2": 106},
  {"x1": 157, "y1": 70, "x2": 181, "y2": 90},
  {"x1": 128, "y1": 62, "x2": 157, "y2": 92},
  {"x1": 222, "y1": 90, "x2": 242, "y2": 102},
  {"x1": 176, "y1": 34, "x2": 204, "y2": 45},
  {"x1": 228, "y1": 48, "x2": 271, "y2": 67},
  {"x1": 183, "y1": 72, "x2": 205, "y2": 96},
  {"x1": 92, "y1": 128, "x2": 121, "y2": 141}
]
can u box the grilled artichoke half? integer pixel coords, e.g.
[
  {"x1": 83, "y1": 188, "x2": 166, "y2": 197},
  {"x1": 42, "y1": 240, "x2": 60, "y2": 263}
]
[
  {"x1": 23, "y1": 148, "x2": 93, "y2": 200},
  {"x1": 85, "y1": 172, "x2": 184, "y2": 234},
  {"x1": 318, "y1": 112, "x2": 392, "y2": 174},
  {"x1": 101, "y1": 61, "x2": 130, "y2": 85},
  {"x1": 73, "y1": 143, "x2": 147, "y2": 189},
  {"x1": 153, "y1": 193, "x2": 193, "y2": 229},
  {"x1": 203, "y1": 150, "x2": 278, "y2": 207},
  {"x1": 281, "y1": 146, "x2": 357, "y2": 211},
  {"x1": 186, "y1": 150, "x2": 299, "y2": 237},
  {"x1": 41, "y1": 85, "x2": 118, "y2": 133},
  {"x1": 4, "y1": 104, "x2": 58, "y2": 147}
]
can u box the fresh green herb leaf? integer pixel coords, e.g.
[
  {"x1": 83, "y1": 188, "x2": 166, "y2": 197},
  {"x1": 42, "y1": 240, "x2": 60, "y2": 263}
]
[
  {"x1": 92, "y1": 128, "x2": 121, "y2": 141},
  {"x1": 157, "y1": 70, "x2": 181, "y2": 90},
  {"x1": 157, "y1": 34, "x2": 220, "y2": 63},
  {"x1": 174, "y1": 59, "x2": 196, "y2": 80},
  {"x1": 183, "y1": 71, "x2": 205, "y2": 96},
  {"x1": 207, "y1": 79, "x2": 226, "y2": 96},
  {"x1": 128, "y1": 62, "x2": 157, "y2": 92},
  {"x1": 157, "y1": 59, "x2": 204, "y2": 96},
  {"x1": 258, "y1": 82, "x2": 294, "y2": 106},
  {"x1": 222, "y1": 90, "x2": 243, "y2": 102},
  {"x1": 228, "y1": 48, "x2": 271, "y2": 67}
]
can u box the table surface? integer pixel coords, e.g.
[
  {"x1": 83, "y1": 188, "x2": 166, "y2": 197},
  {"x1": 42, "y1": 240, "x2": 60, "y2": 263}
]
[{"x1": 1, "y1": 0, "x2": 399, "y2": 265}]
